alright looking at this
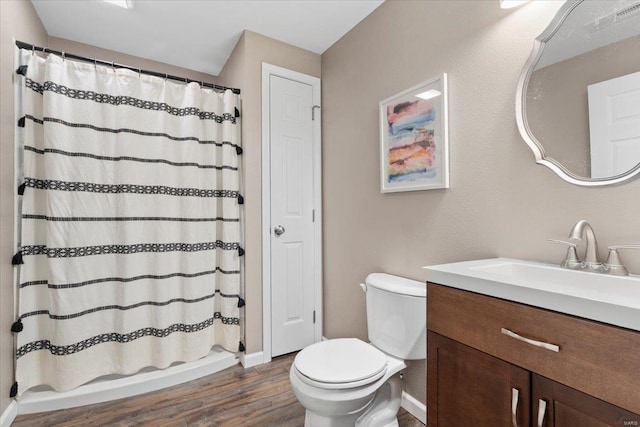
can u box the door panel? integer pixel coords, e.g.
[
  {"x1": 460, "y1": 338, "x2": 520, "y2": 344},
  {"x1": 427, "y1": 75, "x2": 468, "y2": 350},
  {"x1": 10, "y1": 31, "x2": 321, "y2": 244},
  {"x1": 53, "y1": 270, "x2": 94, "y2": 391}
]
[
  {"x1": 284, "y1": 242, "x2": 303, "y2": 322},
  {"x1": 427, "y1": 331, "x2": 531, "y2": 427},
  {"x1": 588, "y1": 71, "x2": 640, "y2": 178},
  {"x1": 533, "y1": 374, "x2": 640, "y2": 427},
  {"x1": 270, "y1": 75, "x2": 315, "y2": 357}
]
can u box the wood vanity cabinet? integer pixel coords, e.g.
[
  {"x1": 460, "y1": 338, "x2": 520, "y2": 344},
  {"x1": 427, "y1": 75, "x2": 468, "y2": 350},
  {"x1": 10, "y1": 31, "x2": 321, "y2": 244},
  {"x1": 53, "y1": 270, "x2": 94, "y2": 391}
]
[
  {"x1": 427, "y1": 283, "x2": 640, "y2": 427},
  {"x1": 428, "y1": 332, "x2": 531, "y2": 426},
  {"x1": 532, "y1": 375, "x2": 639, "y2": 427}
]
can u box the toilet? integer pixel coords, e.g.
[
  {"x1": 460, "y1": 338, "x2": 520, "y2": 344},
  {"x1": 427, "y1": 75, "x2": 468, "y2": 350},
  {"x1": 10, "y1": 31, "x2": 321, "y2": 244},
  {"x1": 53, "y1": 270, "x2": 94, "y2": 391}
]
[{"x1": 289, "y1": 273, "x2": 426, "y2": 427}]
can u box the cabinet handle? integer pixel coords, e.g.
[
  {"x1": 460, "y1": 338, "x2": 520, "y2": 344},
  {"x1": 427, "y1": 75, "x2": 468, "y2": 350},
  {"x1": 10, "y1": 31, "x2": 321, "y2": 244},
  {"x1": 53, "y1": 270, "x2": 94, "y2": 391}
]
[
  {"x1": 537, "y1": 399, "x2": 547, "y2": 427},
  {"x1": 511, "y1": 388, "x2": 520, "y2": 427},
  {"x1": 501, "y1": 328, "x2": 560, "y2": 352}
]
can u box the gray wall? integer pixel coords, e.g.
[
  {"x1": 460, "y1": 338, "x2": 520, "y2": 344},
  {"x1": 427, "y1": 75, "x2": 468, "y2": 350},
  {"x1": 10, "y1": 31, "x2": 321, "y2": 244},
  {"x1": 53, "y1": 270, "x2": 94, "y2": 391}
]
[
  {"x1": 48, "y1": 37, "x2": 219, "y2": 84},
  {"x1": 0, "y1": 5, "x2": 219, "y2": 417},
  {"x1": 218, "y1": 30, "x2": 322, "y2": 354},
  {"x1": 0, "y1": 0, "x2": 47, "y2": 416},
  {"x1": 1, "y1": 21, "x2": 321, "y2": 415},
  {"x1": 5, "y1": 0, "x2": 640, "y2": 417},
  {"x1": 321, "y1": 0, "x2": 640, "y2": 405}
]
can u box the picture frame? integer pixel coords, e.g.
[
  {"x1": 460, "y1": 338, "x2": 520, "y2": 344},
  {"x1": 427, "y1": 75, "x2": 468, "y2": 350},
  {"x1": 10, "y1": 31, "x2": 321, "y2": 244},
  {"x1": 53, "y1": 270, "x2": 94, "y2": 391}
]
[{"x1": 379, "y1": 73, "x2": 449, "y2": 192}]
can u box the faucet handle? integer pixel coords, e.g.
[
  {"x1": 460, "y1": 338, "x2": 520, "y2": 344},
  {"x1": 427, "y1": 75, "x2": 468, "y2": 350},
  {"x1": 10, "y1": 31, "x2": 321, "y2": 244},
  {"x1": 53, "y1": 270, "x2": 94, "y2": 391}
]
[
  {"x1": 547, "y1": 239, "x2": 580, "y2": 269},
  {"x1": 605, "y1": 245, "x2": 640, "y2": 276},
  {"x1": 547, "y1": 239, "x2": 577, "y2": 247},
  {"x1": 608, "y1": 244, "x2": 640, "y2": 250}
]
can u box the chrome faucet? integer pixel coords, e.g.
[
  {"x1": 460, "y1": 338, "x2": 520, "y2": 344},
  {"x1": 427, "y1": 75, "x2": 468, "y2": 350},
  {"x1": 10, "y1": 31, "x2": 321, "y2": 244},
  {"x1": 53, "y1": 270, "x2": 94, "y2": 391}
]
[
  {"x1": 568, "y1": 220, "x2": 602, "y2": 271},
  {"x1": 550, "y1": 221, "x2": 639, "y2": 276}
]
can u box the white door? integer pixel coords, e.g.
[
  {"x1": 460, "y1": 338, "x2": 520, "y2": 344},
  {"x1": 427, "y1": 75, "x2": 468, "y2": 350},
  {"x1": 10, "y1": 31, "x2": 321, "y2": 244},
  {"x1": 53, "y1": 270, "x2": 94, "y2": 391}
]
[
  {"x1": 588, "y1": 71, "x2": 640, "y2": 178},
  {"x1": 269, "y1": 74, "x2": 317, "y2": 357}
]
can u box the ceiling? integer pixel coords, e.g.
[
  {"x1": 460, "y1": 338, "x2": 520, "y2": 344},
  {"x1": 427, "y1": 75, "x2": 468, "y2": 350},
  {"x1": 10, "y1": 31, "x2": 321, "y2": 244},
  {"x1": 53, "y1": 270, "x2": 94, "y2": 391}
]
[
  {"x1": 536, "y1": 0, "x2": 640, "y2": 69},
  {"x1": 31, "y1": 0, "x2": 384, "y2": 76}
]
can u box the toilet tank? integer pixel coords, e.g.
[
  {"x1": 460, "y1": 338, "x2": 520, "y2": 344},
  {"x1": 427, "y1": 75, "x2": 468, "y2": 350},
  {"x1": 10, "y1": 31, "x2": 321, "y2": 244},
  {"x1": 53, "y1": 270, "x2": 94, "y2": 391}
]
[{"x1": 365, "y1": 273, "x2": 426, "y2": 360}]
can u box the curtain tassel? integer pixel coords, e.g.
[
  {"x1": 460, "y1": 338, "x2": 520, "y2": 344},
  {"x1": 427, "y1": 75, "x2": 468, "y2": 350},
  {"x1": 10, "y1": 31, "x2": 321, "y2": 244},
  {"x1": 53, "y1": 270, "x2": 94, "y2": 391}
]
[
  {"x1": 237, "y1": 247, "x2": 245, "y2": 257},
  {"x1": 11, "y1": 251, "x2": 24, "y2": 266},
  {"x1": 16, "y1": 65, "x2": 28, "y2": 76},
  {"x1": 234, "y1": 107, "x2": 240, "y2": 118},
  {"x1": 237, "y1": 297, "x2": 245, "y2": 308},
  {"x1": 17, "y1": 116, "x2": 26, "y2": 128},
  {"x1": 235, "y1": 146, "x2": 243, "y2": 155},
  {"x1": 237, "y1": 194, "x2": 244, "y2": 205},
  {"x1": 9, "y1": 382, "x2": 18, "y2": 398},
  {"x1": 238, "y1": 342, "x2": 245, "y2": 352},
  {"x1": 17, "y1": 182, "x2": 26, "y2": 196},
  {"x1": 11, "y1": 319, "x2": 23, "y2": 333}
]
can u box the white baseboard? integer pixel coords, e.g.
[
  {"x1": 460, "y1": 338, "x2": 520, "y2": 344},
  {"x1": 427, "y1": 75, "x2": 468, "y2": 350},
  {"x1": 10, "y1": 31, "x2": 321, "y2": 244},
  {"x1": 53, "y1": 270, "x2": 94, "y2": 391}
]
[
  {"x1": 401, "y1": 391, "x2": 426, "y2": 425},
  {"x1": 239, "y1": 351, "x2": 265, "y2": 368},
  {"x1": 0, "y1": 400, "x2": 17, "y2": 427}
]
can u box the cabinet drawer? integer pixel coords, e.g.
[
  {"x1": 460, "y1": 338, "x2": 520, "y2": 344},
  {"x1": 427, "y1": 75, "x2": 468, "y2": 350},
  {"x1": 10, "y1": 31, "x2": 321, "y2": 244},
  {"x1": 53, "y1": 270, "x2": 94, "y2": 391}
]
[{"x1": 427, "y1": 283, "x2": 640, "y2": 414}]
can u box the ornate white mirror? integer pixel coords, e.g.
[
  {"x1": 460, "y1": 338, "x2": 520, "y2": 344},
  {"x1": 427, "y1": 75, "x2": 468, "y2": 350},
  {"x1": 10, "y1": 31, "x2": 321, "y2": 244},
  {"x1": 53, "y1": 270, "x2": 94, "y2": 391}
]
[{"x1": 516, "y1": 0, "x2": 640, "y2": 186}]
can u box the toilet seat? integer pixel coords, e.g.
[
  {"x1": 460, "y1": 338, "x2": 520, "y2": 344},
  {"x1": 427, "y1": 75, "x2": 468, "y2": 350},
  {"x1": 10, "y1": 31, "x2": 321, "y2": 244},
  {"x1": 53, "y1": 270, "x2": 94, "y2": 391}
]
[{"x1": 293, "y1": 338, "x2": 387, "y2": 390}]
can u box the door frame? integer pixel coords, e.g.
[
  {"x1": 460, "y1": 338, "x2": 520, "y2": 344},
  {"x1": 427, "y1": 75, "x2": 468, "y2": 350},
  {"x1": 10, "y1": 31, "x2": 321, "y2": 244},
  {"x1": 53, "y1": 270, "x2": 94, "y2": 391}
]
[{"x1": 261, "y1": 63, "x2": 322, "y2": 363}]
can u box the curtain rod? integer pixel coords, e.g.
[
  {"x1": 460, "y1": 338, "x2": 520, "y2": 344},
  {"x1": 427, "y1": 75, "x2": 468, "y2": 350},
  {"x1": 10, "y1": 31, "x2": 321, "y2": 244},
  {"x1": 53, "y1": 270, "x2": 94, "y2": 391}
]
[{"x1": 15, "y1": 40, "x2": 241, "y2": 95}]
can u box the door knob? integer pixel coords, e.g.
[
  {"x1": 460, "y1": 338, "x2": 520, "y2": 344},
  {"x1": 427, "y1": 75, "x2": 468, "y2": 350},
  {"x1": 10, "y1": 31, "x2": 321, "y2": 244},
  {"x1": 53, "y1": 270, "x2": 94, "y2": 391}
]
[{"x1": 274, "y1": 225, "x2": 285, "y2": 236}]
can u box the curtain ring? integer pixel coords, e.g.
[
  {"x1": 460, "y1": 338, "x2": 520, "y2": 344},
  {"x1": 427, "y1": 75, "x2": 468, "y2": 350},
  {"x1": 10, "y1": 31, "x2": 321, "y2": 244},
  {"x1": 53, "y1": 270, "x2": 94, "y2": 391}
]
[
  {"x1": 164, "y1": 73, "x2": 168, "y2": 82},
  {"x1": 31, "y1": 45, "x2": 35, "y2": 56},
  {"x1": 94, "y1": 58, "x2": 98, "y2": 70},
  {"x1": 138, "y1": 68, "x2": 141, "y2": 78},
  {"x1": 111, "y1": 61, "x2": 116, "y2": 73},
  {"x1": 62, "y1": 52, "x2": 66, "y2": 62}
]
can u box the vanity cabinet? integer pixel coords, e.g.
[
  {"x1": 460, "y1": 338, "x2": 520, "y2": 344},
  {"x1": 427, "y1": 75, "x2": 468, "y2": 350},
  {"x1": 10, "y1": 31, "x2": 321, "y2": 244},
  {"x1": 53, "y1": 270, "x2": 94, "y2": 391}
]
[
  {"x1": 427, "y1": 283, "x2": 640, "y2": 427},
  {"x1": 428, "y1": 331, "x2": 531, "y2": 426},
  {"x1": 532, "y1": 375, "x2": 639, "y2": 427}
]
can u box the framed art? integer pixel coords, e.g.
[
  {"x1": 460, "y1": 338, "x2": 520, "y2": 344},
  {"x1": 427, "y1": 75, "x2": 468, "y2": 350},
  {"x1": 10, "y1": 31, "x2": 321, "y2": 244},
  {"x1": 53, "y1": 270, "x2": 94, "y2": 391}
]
[{"x1": 379, "y1": 73, "x2": 449, "y2": 192}]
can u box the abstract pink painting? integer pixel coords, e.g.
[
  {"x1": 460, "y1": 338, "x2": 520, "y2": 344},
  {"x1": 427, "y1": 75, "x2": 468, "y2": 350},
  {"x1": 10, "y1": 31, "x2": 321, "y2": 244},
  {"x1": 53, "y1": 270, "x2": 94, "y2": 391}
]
[{"x1": 379, "y1": 74, "x2": 448, "y2": 192}]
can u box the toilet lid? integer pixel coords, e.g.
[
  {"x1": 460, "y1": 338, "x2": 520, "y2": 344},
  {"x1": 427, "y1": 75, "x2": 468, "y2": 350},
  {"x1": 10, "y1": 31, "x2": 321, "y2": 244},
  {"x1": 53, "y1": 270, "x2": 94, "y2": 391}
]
[{"x1": 294, "y1": 338, "x2": 387, "y2": 385}]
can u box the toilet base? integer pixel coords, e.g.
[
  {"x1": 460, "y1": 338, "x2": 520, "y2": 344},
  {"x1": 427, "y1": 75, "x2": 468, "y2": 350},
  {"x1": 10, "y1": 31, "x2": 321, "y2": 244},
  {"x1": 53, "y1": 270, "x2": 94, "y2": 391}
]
[
  {"x1": 303, "y1": 408, "x2": 365, "y2": 427},
  {"x1": 355, "y1": 376, "x2": 402, "y2": 427},
  {"x1": 303, "y1": 407, "x2": 399, "y2": 427},
  {"x1": 301, "y1": 376, "x2": 403, "y2": 427}
]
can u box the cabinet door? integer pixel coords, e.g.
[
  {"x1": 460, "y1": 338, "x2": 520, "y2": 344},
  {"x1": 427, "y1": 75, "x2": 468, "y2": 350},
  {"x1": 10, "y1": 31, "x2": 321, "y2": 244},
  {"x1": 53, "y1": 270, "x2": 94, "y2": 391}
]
[
  {"x1": 533, "y1": 374, "x2": 640, "y2": 427},
  {"x1": 427, "y1": 331, "x2": 530, "y2": 427}
]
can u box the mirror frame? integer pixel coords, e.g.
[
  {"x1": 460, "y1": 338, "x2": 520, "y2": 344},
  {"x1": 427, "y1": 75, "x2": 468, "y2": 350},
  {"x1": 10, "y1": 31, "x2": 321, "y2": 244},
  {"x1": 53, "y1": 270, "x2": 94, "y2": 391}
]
[{"x1": 515, "y1": 0, "x2": 640, "y2": 186}]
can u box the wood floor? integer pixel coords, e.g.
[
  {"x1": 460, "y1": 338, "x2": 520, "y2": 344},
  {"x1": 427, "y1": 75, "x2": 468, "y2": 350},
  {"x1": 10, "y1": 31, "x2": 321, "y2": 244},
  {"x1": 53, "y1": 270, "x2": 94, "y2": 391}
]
[{"x1": 13, "y1": 353, "x2": 424, "y2": 427}]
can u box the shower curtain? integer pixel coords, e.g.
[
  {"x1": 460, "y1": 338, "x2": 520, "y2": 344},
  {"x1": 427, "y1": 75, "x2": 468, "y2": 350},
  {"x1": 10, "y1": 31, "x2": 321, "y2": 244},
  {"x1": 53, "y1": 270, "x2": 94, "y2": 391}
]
[{"x1": 13, "y1": 51, "x2": 243, "y2": 393}]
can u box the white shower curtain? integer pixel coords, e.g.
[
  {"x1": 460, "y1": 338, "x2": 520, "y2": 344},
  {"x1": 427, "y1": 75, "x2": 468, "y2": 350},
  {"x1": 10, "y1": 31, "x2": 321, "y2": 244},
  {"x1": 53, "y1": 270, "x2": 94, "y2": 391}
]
[{"x1": 14, "y1": 51, "x2": 243, "y2": 393}]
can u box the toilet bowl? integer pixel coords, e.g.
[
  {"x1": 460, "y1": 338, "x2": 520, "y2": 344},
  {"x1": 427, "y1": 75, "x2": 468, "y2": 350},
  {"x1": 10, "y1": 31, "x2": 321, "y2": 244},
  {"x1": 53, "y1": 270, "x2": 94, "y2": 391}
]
[
  {"x1": 290, "y1": 338, "x2": 406, "y2": 427},
  {"x1": 289, "y1": 273, "x2": 426, "y2": 427}
]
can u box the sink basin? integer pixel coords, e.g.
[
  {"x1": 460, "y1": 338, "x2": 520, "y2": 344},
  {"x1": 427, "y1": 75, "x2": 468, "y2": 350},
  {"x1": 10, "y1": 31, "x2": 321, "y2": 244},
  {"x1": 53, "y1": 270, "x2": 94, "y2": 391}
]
[{"x1": 424, "y1": 258, "x2": 640, "y2": 331}]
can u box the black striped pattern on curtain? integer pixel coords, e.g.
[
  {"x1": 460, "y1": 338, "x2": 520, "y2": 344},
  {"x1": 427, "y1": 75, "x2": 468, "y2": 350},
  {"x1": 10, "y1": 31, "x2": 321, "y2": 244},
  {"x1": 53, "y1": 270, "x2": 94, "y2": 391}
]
[{"x1": 14, "y1": 51, "x2": 243, "y2": 393}]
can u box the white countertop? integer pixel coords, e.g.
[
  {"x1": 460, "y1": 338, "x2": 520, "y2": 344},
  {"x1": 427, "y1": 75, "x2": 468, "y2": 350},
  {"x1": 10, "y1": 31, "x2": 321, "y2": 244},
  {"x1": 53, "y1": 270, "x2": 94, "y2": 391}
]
[{"x1": 423, "y1": 258, "x2": 640, "y2": 332}]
